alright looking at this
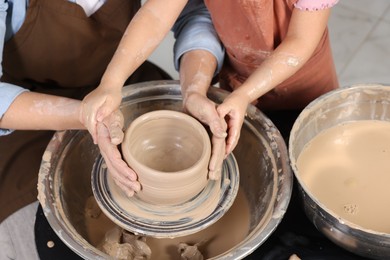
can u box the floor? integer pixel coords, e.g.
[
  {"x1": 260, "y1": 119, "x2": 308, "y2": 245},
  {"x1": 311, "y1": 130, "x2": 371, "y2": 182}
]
[
  {"x1": 149, "y1": 0, "x2": 390, "y2": 87},
  {"x1": 329, "y1": 0, "x2": 390, "y2": 87}
]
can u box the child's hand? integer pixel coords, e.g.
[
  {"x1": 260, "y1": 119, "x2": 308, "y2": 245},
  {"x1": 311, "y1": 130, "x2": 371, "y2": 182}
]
[
  {"x1": 217, "y1": 92, "x2": 250, "y2": 155},
  {"x1": 97, "y1": 110, "x2": 140, "y2": 197},
  {"x1": 183, "y1": 92, "x2": 227, "y2": 180},
  {"x1": 80, "y1": 85, "x2": 122, "y2": 144}
]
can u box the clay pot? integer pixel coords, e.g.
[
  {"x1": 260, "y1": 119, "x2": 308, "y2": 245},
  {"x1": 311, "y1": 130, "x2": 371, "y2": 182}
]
[{"x1": 121, "y1": 110, "x2": 211, "y2": 205}]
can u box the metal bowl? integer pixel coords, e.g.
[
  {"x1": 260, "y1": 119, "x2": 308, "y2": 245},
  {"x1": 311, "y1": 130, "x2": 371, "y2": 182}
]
[
  {"x1": 289, "y1": 84, "x2": 390, "y2": 259},
  {"x1": 38, "y1": 80, "x2": 292, "y2": 259}
]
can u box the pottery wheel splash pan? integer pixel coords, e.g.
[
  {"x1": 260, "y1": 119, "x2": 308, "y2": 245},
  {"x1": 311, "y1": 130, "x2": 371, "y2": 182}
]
[{"x1": 91, "y1": 153, "x2": 239, "y2": 238}]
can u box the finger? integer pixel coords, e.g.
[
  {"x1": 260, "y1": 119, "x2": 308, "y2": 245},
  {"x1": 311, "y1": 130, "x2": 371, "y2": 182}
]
[
  {"x1": 107, "y1": 158, "x2": 140, "y2": 189},
  {"x1": 216, "y1": 105, "x2": 235, "y2": 154},
  {"x1": 225, "y1": 122, "x2": 240, "y2": 155},
  {"x1": 226, "y1": 133, "x2": 240, "y2": 155},
  {"x1": 90, "y1": 122, "x2": 98, "y2": 145},
  {"x1": 102, "y1": 147, "x2": 139, "y2": 183},
  {"x1": 97, "y1": 122, "x2": 139, "y2": 184},
  {"x1": 104, "y1": 110, "x2": 125, "y2": 145},
  {"x1": 108, "y1": 154, "x2": 139, "y2": 183},
  {"x1": 96, "y1": 101, "x2": 116, "y2": 123},
  {"x1": 114, "y1": 179, "x2": 135, "y2": 197},
  {"x1": 112, "y1": 110, "x2": 124, "y2": 128},
  {"x1": 208, "y1": 115, "x2": 228, "y2": 139},
  {"x1": 217, "y1": 104, "x2": 243, "y2": 154},
  {"x1": 216, "y1": 103, "x2": 230, "y2": 119},
  {"x1": 208, "y1": 135, "x2": 226, "y2": 180},
  {"x1": 112, "y1": 170, "x2": 141, "y2": 192},
  {"x1": 109, "y1": 127, "x2": 124, "y2": 146},
  {"x1": 104, "y1": 155, "x2": 141, "y2": 192},
  {"x1": 193, "y1": 106, "x2": 227, "y2": 139}
]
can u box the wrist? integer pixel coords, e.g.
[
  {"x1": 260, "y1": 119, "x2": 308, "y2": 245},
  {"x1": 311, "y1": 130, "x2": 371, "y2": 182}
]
[
  {"x1": 99, "y1": 75, "x2": 125, "y2": 91},
  {"x1": 182, "y1": 90, "x2": 207, "y2": 104},
  {"x1": 231, "y1": 89, "x2": 252, "y2": 105}
]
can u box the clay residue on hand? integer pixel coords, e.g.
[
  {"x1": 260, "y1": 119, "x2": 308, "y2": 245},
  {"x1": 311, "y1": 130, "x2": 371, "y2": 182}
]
[
  {"x1": 276, "y1": 52, "x2": 301, "y2": 67},
  {"x1": 31, "y1": 98, "x2": 79, "y2": 117},
  {"x1": 246, "y1": 64, "x2": 273, "y2": 101}
]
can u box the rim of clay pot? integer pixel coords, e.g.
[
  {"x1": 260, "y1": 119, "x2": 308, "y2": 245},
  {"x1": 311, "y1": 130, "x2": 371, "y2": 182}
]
[{"x1": 121, "y1": 110, "x2": 211, "y2": 180}]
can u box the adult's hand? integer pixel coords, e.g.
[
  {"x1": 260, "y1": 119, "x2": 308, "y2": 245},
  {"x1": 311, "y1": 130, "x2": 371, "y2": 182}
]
[
  {"x1": 80, "y1": 85, "x2": 122, "y2": 145},
  {"x1": 97, "y1": 110, "x2": 140, "y2": 197},
  {"x1": 183, "y1": 92, "x2": 227, "y2": 180}
]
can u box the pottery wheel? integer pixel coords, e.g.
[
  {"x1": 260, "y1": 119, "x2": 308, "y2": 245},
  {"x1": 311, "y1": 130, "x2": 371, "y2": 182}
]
[{"x1": 91, "y1": 154, "x2": 239, "y2": 238}]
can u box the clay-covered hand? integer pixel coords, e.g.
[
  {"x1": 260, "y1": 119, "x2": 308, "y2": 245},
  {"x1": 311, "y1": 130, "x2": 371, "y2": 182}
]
[
  {"x1": 217, "y1": 92, "x2": 250, "y2": 155},
  {"x1": 97, "y1": 110, "x2": 141, "y2": 197},
  {"x1": 81, "y1": 85, "x2": 122, "y2": 145},
  {"x1": 183, "y1": 92, "x2": 227, "y2": 180}
]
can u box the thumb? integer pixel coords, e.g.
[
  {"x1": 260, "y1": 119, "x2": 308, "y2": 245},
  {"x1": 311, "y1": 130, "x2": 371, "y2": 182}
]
[
  {"x1": 96, "y1": 104, "x2": 116, "y2": 122},
  {"x1": 105, "y1": 111, "x2": 124, "y2": 145},
  {"x1": 108, "y1": 126, "x2": 124, "y2": 146},
  {"x1": 216, "y1": 103, "x2": 230, "y2": 119},
  {"x1": 208, "y1": 117, "x2": 227, "y2": 139}
]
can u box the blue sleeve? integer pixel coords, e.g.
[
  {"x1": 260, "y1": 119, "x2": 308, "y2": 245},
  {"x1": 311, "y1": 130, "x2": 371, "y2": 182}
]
[
  {"x1": 172, "y1": 0, "x2": 224, "y2": 74},
  {"x1": 0, "y1": 0, "x2": 29, "y2": 136},
  {"x1": 0, "y1": 84, "x2": 29, "y2": 135}
]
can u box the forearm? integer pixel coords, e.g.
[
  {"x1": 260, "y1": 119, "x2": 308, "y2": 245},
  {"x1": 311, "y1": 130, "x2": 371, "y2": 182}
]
[
  {"x1": 101, "y1": 0, "x2": 188, "y2": 89},
  {"x1": 0, "y1": 92, "x2": 84, "y2": 131},
  {"x1": 236, "y1": 39, "x2": 311, "y2": 103},
  {"x1": 234, "y1": 8, "x2": 331, "y2": 103},
  {"x1": 180, "y1": 50, "x2": 217, "y2": 99}
]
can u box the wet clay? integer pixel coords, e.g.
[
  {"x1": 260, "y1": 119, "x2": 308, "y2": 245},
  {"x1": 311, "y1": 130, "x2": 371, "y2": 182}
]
[
  {"x1": 85, "y1": 197, "x2": 152, "y2": 259},
  {"x1": 122, "y1": 110, "x2": 211, "y2": 205},
  {"x1": 98, "y1": 227, "x2": 152, "y2": 260},
  {"x1": 84, "y1": 189, "x2": 250, "y2": 259},
  {"x1": 145, "y1": 189, "x2": 250, "y2": 259},
  {"x1": 106, "y1": 170, "x2": 221, "y2": 224},
  {"x1": 297, "y1": 120, "x2": 390, "y2": 233},
  {"x1": 84, "y1": 196, "x2": 117, "y2": 247},
  {"x1": 177, "y1": 241, "x2": 205, "y2": 260}
]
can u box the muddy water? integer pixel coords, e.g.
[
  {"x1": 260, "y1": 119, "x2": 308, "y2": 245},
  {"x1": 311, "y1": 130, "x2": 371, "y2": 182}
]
[
  {"x1": 84, "y1": 189, "x2": 250, "y2": 259},
  {"x1": 297, "y1": 120, "x2": 390, "y2": 233}
]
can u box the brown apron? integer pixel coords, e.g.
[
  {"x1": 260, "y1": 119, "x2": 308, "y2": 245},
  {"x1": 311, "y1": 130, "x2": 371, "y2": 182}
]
[
  {"x1": 204, "y1": 0, "x2": 339, "y2": 110},
  {"x1": 0, "y1": 0, "x2": 170, "y2": 222}
]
